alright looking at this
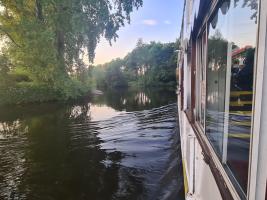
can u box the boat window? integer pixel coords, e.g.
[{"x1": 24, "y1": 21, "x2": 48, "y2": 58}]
[
  {"x1": 206, "y1": 0, "x2": 258, "y2": 195},
  {"x1": 196, "y1": 31, "x2": 206, "y2": 128},
  {"x1": 186, "y1": 42, "x2": 192, "y2": 111},
  {"x1": 206, "y1": 5, "x2": 228, "y2": 159}
]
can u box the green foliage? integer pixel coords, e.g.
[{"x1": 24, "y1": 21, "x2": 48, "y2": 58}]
[
  {"x1": 0, "y1": 53, "x2": 11, "y2": 75},
  {"x1": 124, "y1": 40, "x2": 178, "y2": 87},
  {"x1": 92, "y1": 39, "x2": 179, "y2": 89},
  {"x1": 0, "y1": 83, "x2": 59, "y2": 105},
  {"x1": 92, "y1": 58, "x2": 128, "y2": 89},
  {"x1": 208, "y1": 30, "x2": 228, "y2": 67},
  {"x1": 91, "y1": 65, "x2": 107, "y2": 89},
  {"x1": 0, "y1": 0, "x2": 142, "y2": 104}
]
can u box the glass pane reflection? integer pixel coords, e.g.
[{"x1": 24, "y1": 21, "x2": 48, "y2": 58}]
[
  {"x1": 206, "y1": 7, "x2": 228, "y2": 158},
  {"x1": 227, "y1": 0, "x2": 257, "y2": 192},
  {"x1": 206, "y1": 0, "x2": 258, "y2": 194}
]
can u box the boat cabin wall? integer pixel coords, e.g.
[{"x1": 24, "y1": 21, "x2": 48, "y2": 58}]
[{"x1": 178, "y1": 0, "x2": 267, "y2": 199}]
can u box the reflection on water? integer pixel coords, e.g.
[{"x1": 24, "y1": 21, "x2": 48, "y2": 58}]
[
  {"x1": 0, "y1": 88, "x2": 184, "y2": 200},
  {"x1": 0, "y1": 120, "x2": 28, "y2": 139},
  {"x1": 134, "y1": 92, "x2": 151, "y2": 105},
  {"x1": 91, "y1": 88, "x2": 176, "y2": 112},
  {"x1": 89, "y1": 104, "x2": 122, "y2": 121}
]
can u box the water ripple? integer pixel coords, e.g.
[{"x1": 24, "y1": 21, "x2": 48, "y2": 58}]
[{"x1": 0, "y1": 102, "x2": 183, "y2": 200}]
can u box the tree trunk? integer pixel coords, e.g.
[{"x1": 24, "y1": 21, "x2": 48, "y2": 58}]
[
  {"x1": 55, "y1": 2, "x2": 66, "y2": 73},
  {"x1": 56, "y1": 28, "x2": 66, "y2": 72},
  {"x1": 35, "y1": 0, "x2": 43, "y2": 21}
]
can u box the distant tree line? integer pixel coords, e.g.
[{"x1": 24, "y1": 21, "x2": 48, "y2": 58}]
[{"x1": 92, "y1": 39, "x2": 179, "y2": 89}]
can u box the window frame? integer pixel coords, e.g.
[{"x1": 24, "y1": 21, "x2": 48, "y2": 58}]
[
  {"x1": 195, "y1": 28, "x2": 207, "y2": 132},
  {"x1": 184, "y1": 38, "x2": 197, "y2": 123},
  {"x1": 192, "y1": 0, "x2": 262, "y2": 198},
  {"x1": 205, "y1": 2, "x2": 258, "y2": 197},
  {"x1": 247, "y1": 0, "x2": 267, "y2": 199}
]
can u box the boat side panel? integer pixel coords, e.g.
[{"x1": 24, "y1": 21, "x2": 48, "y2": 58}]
[
  {"x1": 178, "y1": 109, "x2": 222, "y2": 200},
  {"x1": 248, "y1": 0, "x2": 267, "y2": 199}
]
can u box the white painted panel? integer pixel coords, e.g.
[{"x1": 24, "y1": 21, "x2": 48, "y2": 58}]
[
  {"x1": 194, "y1": 136, "x2": 223, "y2": 200},
  {"x1": 248, "y1": 0, "x2": 267, "y2": 199}
]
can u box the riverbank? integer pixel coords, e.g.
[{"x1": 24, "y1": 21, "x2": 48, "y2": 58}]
[
  {"x1": 0, "y1": 78, "x2": 177, "y2": 106},
  {"x1": 0, "y1": 81, "x2": 92, "y2": 106}
]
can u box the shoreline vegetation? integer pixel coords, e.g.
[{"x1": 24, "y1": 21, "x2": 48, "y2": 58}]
[
  {"x1": 0, "y1": 39, "x2": 178, "y2": 105},
  {"x1": 0, "y1": 1, "x2": 178, "y2": 106},
  {"x1": 92, "y1": 39, "x2": 179, "y2": 91},
  {"x1": 0, "y1": 36, "x2": 178, "y2": 105},
  {"x1": 0, "y1": 0, "x2": 143, "y2": 105}
]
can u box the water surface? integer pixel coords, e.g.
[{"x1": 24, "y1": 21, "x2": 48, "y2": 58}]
[{"x1": 0, "y1": 88, "x2": 184, "y2": 200}]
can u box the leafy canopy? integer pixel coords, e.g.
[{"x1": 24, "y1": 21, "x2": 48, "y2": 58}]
[
  {"x1": 0, "y1": 0, "x2": 143, "y2": 82},
  {"x1": 92, "y1": 39, "x2": 179, "y2": 89}
]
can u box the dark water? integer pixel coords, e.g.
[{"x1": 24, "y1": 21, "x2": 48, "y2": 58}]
[{"x1": 0, "y1": 88, "x2": 184, "y2": 200}]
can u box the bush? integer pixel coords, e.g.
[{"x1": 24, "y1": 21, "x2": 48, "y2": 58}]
[
  {"x1": 0, "y1": 83, "x2": 59, "y2": 105},
  {"x1": 0, "y1": 76, "x2": 93, "y2": 105}
]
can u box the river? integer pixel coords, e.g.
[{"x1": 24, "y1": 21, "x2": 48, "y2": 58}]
[{"x1": 0, "y1": 88, "x2": 184, "y2": 200}]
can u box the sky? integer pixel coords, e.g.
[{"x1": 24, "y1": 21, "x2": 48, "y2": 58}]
[{"x1": 94, "y1": 0, "x2": 184, "y2": 65}]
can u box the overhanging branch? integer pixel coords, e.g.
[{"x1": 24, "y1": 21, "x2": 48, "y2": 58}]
[{"x1": 0, "y1": 27, "x2": 21, "y2": 48}]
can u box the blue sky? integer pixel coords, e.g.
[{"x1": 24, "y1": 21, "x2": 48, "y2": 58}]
[{"x1": 94, "y1": 0, "x2": 184, "y2": 64}]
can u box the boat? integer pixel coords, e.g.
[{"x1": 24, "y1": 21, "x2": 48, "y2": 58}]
[{"x1": 177, "y1": 0, "x2": 267, "y2": 199}]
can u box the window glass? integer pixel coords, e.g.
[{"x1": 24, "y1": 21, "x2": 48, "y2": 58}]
[
  {"x1": 226, "y1": 0, "x2": 258, "y2": 193},
  {"x1": 206, "y1": 7, "x2": 228, "y2": 158},
  {"x1": 186, "y1": 43, "x2": 192, "y2": 110},
  {"x1": 206, "y1": 0, "x2": 258, "y2": 194},
  {"x1": 196, "y1": 32, "x2": 206, "y2": 128}
]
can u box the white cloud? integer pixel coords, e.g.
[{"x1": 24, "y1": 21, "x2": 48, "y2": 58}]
[
  {"x1": 142, "y1": 19, "x2": 158, "y2": 26},
  {"x1": 164, "y1": 20, "x2": 171, "y2": 25}
]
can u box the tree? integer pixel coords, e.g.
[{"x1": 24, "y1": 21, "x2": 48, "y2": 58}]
[
  {"x1": 234, "y1": 0, "x2": 258, "y2": 22},
  {"x1": 94, "y1": 39, "x2": 179, "y2": 89},
  {"x1": 92, "y1": 58, "x2": 127, "y2": 89},
  {"x1": 105, "y1": 59, "x2": 128, "y2": 88},
  {"x1": 0, "y1": 0, "x2": 143, "y2": 84}
]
